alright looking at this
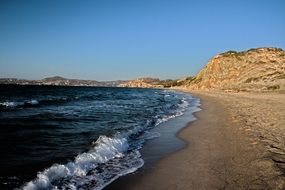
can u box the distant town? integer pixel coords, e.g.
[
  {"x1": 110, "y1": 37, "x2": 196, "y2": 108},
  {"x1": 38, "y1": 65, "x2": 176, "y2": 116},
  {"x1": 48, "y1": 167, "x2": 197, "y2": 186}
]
[{"x1": 0, "y1": 76, "x2": 126, "y2": 87}]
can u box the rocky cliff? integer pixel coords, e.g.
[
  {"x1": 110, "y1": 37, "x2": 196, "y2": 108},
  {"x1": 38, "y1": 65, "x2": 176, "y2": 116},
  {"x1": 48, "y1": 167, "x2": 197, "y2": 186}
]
[{"x1": 188, "y1": 48, "x2": 285, "y2": 91}]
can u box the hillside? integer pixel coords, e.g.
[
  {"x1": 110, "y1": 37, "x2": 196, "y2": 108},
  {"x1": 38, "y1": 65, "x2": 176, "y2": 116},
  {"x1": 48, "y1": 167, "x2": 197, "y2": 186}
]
[{"x1": 186, "y1": 47, "x2": 285, "y2": 92}]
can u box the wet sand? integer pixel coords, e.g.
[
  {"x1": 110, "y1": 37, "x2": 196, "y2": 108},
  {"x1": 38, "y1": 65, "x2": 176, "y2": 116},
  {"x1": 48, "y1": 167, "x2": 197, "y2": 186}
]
[{"x1": 107, "y1": 91, "x2": 285, "y2": 190}]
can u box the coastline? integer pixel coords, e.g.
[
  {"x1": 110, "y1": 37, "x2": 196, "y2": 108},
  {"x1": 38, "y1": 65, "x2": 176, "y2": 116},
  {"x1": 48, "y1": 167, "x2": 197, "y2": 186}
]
[
  {"x1": 105, "y1": 92, "x2": 201, "y2": 190},
  {"x1": 107, "y1": 90, "x2": 285, "y2": 190}
]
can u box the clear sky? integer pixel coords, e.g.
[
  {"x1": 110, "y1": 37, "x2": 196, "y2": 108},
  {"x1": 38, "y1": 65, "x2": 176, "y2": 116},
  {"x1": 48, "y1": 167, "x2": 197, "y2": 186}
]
[{"x1": 0, "y1": 0, "x2": 285, "y2": 81}]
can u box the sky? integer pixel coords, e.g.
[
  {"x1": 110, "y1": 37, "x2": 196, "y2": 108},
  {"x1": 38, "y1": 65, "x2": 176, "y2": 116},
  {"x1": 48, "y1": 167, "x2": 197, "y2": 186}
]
[{"x1": 0, "y1": 0, "x2": 285, "y2": 81}]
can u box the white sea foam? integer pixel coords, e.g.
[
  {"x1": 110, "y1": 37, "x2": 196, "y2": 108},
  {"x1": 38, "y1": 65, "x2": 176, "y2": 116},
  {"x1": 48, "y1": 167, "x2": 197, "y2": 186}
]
[
  {"x1": 140, "y1": 131, "x2": 161, "y2": 140},
  {"x1": 27, "y1": 100, "x2": 39, "y2": 105},
  {"x1": 0, "y1": 101, "x2": 18, "y2": 108},
  {"x1": 155, "y1": 97, "x2": 190, "y2": 126},
  {"x1": 22, "y1": 135, "x2": 134, "y2": 190},
  {"x1": 0, "y1": 99, "x2": 39, "y2": 109}
]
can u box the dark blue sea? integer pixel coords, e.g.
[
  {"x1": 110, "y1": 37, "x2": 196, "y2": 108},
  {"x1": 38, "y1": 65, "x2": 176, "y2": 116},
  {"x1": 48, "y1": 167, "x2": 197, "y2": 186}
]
[{"x1": 0, "y1": 85, "x2": 199, "y2": 190}]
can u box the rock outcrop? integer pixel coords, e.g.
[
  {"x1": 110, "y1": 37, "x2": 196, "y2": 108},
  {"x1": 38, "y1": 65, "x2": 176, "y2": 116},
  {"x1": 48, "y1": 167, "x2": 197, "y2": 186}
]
[
  {"x1": 118, "y1": 78, "x2": 163, "y2": 88},
  {"x1": 188, "y1": 48, "x2": 285, "y2": 92},
  {"x1": 118, "y1": 78, "x2": 180, "y2": 88}
]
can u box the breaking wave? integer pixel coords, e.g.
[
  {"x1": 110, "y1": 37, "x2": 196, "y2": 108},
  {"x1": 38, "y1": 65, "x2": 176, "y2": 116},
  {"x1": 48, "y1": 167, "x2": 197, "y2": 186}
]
[
  {"x1": 20, "y1": 93, "x2": 194, "y2": 190},
  {"x1": 22, "y1": 134, "x2": 144, "y2": 190}
]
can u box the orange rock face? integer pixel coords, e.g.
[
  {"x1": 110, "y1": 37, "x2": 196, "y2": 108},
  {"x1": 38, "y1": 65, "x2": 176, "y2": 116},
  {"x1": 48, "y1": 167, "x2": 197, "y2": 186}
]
[{"x1": 189, "y1": 48, "x2": 285, "y2": 91}]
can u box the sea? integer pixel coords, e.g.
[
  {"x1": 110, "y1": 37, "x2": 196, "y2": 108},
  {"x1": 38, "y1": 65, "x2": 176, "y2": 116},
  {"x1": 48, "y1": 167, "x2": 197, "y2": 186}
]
[{"x1": 0, "y1": 85, "x2": 200, "y2": 190}]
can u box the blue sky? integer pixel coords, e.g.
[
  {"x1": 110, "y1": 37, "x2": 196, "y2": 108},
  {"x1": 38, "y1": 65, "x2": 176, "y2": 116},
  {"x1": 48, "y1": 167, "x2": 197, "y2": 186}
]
[{"x1": 0, "y1": 0, "x2": 285, "y2": 80}]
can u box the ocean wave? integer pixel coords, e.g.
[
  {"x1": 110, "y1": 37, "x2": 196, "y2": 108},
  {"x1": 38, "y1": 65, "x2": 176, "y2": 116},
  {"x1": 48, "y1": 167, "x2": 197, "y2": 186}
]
[
  {"x1": 0, "y1": 97, "x2": 71, "y2": 110},
  {"x1": 19, "y1": 91, "x2": 194, "y2": 190},
  {"x1": 0, "y1": 100, "x2": 39, "y2": 109},
  {"x1": 0, "y1": 94, "x2": 109, "y2": 111},
  {"x1": 20, "y1": 102, "x2": 189, "y2": 189},
  {"x1": 155, "y1": 97, "x2": 190, "y2": 126},
  {"x1": 21, "y1": 135, "x2": 144, "y2": 190},
  {"x1": 0, "y1": 101, "x2": 18, "y2": 108}
]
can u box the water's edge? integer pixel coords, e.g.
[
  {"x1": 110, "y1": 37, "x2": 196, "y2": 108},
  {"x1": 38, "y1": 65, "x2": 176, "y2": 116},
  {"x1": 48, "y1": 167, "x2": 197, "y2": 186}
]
[{"x1": 106, "y1": 93, "x2": 201, "y2": 189}]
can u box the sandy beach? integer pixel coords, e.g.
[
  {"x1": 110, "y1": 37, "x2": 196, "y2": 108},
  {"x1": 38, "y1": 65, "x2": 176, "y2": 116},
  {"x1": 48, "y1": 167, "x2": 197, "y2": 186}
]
[{"x1": 110, "y1": 91, "x2": 285, "y2": 190}]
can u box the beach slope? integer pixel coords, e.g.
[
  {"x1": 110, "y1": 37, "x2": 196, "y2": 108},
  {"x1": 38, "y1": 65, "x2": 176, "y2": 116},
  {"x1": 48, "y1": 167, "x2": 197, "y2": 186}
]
[{"x1": 122, "y1": 91, "x2": 285, "y2": 190}]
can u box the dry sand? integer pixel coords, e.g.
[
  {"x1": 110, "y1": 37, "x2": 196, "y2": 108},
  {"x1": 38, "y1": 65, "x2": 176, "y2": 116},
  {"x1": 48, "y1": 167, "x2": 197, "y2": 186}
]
[{"x1": 115, "y1": 91, "x2": 285, "y2": 190}]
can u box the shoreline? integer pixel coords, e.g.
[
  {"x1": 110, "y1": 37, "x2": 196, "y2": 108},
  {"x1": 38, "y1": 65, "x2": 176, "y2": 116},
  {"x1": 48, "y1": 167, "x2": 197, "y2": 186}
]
[
  {"x1": 107, "y1": 90, "x2": 285, "y2": 190},
  {"x1": 106, "y1": 92, "x2": 201, "y2": 190}
]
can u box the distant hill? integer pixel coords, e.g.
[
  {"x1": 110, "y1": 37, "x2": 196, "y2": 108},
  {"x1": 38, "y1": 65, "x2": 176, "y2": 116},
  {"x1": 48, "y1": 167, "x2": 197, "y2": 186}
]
[
  {"x1": 184, "y1": 47, "x2": 285, "y2": 92},
  {"x1": 0, "y1": 76, "x2": 126, "y2": 87},
  {"x1": 42, "y1": 76, "x2": 67, "y2": 82}
]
